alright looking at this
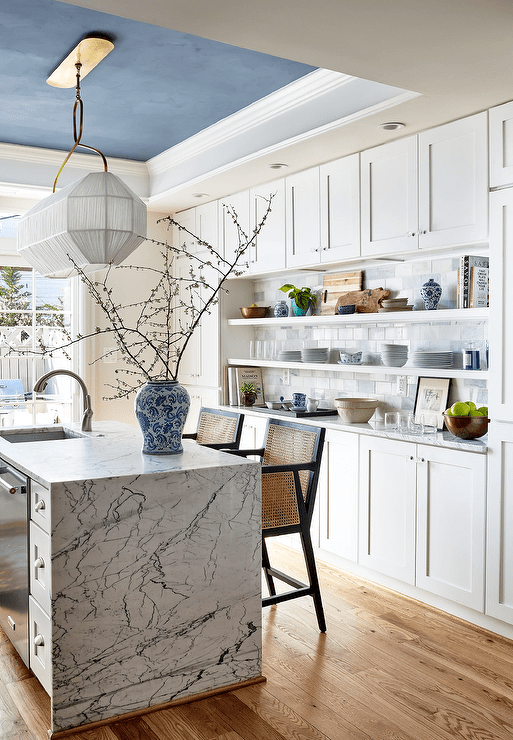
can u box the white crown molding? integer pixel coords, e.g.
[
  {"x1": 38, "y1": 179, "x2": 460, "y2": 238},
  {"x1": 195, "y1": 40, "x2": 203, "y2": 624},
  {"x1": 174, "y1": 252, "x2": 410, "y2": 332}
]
[
  {"x1": 0, "y1": 142, "x2": 149, "y2": 178},
  {"x1": 147, "y1": 69, "x2": 354, "y2": 176},
  {"x1": 148, "y1": 89, "x2": 420, "y2": 207}
]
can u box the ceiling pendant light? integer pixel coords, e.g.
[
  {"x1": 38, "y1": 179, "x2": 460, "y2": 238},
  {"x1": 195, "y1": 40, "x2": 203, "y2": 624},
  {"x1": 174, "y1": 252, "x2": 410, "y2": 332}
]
[{"x1": 17, "y1": 38, "x2": 147, "y2": 278}]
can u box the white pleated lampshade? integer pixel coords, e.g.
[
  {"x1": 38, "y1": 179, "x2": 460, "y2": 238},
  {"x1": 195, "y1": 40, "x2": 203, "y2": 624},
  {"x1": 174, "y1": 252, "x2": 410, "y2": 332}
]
[{"x1": 17, "y1": 171, "x2": 147, "y2": 278}]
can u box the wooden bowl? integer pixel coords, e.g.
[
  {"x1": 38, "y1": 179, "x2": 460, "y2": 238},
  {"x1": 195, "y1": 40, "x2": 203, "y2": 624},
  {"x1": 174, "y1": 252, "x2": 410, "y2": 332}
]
[
  {"x1": 240, "y1": 306, "x2": 269, "y2": 319},
  {"x1": 443, "y1": 414, "x2": 489, "y2": 439}
]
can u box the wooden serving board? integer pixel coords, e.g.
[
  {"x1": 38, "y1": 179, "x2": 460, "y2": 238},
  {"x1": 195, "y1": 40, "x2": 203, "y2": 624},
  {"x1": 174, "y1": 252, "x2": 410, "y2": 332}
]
[
  {"x1": 320, "y1": 271, "x2": 363, "y2": 315},
  {"x1": 336, "y1": 287, "x2": 391, "y2": 313}
]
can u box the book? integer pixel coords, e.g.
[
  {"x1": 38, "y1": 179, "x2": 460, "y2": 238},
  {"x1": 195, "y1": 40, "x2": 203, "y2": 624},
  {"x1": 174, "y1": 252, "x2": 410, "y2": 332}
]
[
  {"x1": 469, "y1": 265, "x2": 489, "y2": 308},
  {"x1": 227, "y1": 366, "x2": 264, "y2": 406},
  {"x1": 458, "y1": 255, "x2": 489, "y2": 308}
]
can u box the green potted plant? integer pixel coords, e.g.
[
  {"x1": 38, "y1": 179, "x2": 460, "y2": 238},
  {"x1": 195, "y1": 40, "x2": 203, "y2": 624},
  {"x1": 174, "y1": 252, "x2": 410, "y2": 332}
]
[
  {"x1": 239, "y1": 382, "x2": 257, "y2": 406},
  {"x1": 279, "y1": 284, "x2": 317, "y2": 316}
]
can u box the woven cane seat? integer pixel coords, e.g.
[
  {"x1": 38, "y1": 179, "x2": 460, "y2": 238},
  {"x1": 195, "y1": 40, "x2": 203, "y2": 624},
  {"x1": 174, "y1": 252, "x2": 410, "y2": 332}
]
[{"x1": 261, "y1": 424, "x2": 317, "y2": 530}]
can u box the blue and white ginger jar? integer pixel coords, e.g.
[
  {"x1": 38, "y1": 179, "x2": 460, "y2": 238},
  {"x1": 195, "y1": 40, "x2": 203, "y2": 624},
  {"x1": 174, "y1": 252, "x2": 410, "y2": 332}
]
[
  {"x1": 135, "y1": 380, "x2": 190, "y2": 454},
  {"x1": 274, "y1": 300, "x2": 289, "y2": 318},
  {"x1": 420, "y1": 278, "x2": 442, "y2": 310}
]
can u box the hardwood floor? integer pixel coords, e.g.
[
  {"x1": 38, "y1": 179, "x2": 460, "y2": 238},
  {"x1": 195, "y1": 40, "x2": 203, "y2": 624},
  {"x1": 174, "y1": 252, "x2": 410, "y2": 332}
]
[{"x1": 2, "y1": 542, "x2": 513, "y2": 740}]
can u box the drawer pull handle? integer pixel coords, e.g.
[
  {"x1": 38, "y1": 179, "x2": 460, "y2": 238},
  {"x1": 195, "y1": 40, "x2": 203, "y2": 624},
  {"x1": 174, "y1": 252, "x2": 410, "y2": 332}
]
[
  {"x1": 35, "y1": 500, "x2": 46, "y2": 512},
  {"x1": 34, "y1": 557, "x2": 45, "y2": 569},
  {"x1": 34, "y1": 634, "x2": 45, "y2": 647}
]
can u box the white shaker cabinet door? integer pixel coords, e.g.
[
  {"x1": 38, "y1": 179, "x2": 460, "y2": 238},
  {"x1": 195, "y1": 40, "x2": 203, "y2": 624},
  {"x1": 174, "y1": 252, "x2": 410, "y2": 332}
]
[
  {"x1": 416, "y1": 445, "x2": 486, "y2": 611},
  {"x1": 360, "y1": 136, "x2": 418, "y2": 256},
  {"x1": 318, "y1": 429, "x2": 359, "y2": 562},
  {"x1": 490, "y1": 100, "x2": 513, "y2": 188},
  {"x1": 221, "y1": 190, "x2": 251, "y2": 271},
  {"x1": 319, "y1": 154, "x2": 360, "y2": 263},
  {"x1": 359, "y1": 436, "x2": 416, "y2": 584},
  {"x1": 249, "y1": 180, "x2": 286, "y2": 273},
  {"x1": 489, "y1": 189, "x2": 513, "y2": 422},
  {"x1": 286, "y1": 167, "x2": 321, "y2": 268},
  {"x1": 418, "y1": 112, "x2": 488, "y2": 249},
  {"x1": 487, "y1": 421, "x2": 513, "y2": 624}
]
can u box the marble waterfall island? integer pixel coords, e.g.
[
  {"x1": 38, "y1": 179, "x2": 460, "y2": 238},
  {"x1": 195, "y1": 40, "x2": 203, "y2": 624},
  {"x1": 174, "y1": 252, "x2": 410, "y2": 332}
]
[{"x1": 0, "y1": 422, "x2": 262, "y2": 735}]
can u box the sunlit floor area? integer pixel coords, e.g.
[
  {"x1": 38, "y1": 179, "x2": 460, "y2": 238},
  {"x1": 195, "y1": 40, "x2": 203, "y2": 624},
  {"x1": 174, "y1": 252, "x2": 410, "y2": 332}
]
[{"x1": 2, "y1": 541, "x2": 513, "y2": 739}]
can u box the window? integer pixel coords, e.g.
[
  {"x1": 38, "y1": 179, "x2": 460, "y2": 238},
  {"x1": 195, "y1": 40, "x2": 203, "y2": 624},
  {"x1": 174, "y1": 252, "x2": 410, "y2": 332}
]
[{"x1": 0, "y1": 264, "x2": 75, "y2": 426}]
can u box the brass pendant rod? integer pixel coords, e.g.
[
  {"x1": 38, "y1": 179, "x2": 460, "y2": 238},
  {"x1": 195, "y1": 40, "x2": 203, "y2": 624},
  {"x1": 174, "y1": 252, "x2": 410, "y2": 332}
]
[{"x1": 53, "y1": 62, "x2": 108, "y2": 193}]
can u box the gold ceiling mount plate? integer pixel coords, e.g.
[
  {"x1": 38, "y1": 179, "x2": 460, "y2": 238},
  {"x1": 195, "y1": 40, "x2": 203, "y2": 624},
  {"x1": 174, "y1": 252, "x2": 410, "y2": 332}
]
[{"x1": 46, "y1": 36, "x2": 114, "y2": 88}]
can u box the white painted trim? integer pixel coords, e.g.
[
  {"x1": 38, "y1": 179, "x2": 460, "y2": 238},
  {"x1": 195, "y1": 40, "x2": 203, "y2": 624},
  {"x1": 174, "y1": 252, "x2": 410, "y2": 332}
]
[
  {"x1": 147, "y1": 70, "x2": 354, "y2": 175},
  {"x1": 148, "y1": 89, "x2": 419, "y2": 205}
]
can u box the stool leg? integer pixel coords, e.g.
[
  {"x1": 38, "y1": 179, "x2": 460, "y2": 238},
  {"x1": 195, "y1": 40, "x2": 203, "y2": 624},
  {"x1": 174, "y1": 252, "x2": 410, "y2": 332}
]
[
  {"x1": 300, "y1": 527, "x2": 326, "y2": 632},
  {"x1": 262, "y1": 537, "x2": 276, "y2": 597}
]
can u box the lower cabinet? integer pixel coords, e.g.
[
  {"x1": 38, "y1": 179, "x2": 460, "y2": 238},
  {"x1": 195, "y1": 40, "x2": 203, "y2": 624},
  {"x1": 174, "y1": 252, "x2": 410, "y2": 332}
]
[
  {"x1": 317, "y1": 429, "x2": 359, "y2": 562},
  {"x1": 183, "y1": 386, "x2": 221, "y2": 435},
  {"x1": 486, "y1": 421, "x2": 513, "y2": 623},
  {"x1": 359, "y1": 436, "x2": 486, "y2": 609}
]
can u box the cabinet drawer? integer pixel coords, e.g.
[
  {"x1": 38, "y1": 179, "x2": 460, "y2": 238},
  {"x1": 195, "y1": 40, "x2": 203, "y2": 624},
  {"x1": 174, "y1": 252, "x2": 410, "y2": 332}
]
[
  {"x1": 29, "y1": 595, "x2": 51, "y2": 695},
  {"x1": 30, "y1": 479, "x2": 50, "y2": 534},
  {"x1": 30, "y1": 522, "x2": 51, "y2": 615}
]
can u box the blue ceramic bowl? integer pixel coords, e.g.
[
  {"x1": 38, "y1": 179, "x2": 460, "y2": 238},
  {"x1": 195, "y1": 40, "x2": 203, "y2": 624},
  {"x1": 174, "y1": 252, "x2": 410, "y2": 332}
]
[{"x1": 337, "y1": 304, "x2": 356, "y2": 315}]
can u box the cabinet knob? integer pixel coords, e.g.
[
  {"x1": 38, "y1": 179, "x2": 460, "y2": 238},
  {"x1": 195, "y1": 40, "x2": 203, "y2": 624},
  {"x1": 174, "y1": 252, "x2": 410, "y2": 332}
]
[
  {"x1": 406, "y1": 231, "x2": 416, "y2": 237},
  {"x1": 310, "y1": 248, "x2": 320, "y2": 253},
  {"x1": 407, "y1": 455, "x2": 415, "y2": 461},
  {"x1": 34, "y1": 557, "x2": 45, "y2": 569},
  {"x1": 419, "y1": 229, "x2": 427, "y2": 235},
  {"x1": 35, "y1": 499, "x2": 46, "y2": 512},
  {"x1": 34, "y1": 634, "x2": 45, "y2": 647}
]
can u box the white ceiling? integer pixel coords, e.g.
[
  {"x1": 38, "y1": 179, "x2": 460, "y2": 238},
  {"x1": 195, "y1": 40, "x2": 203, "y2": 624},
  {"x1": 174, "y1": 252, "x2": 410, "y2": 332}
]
[{"x1": 18, "y1": 1, "x2": 513, "y2": 212}]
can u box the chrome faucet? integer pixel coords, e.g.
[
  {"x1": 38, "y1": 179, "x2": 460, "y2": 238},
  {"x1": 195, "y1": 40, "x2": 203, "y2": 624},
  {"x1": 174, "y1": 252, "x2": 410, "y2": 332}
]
[{"x1": 33, "y1": 370, "x2": 93, "y2": 432}]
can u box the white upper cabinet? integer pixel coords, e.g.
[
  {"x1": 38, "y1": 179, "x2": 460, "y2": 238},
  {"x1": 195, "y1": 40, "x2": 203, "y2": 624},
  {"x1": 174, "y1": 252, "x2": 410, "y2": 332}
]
[
  {"x1": 172, "y1": 207, "x2": 197, "y2": 254},
  {"x1": 489, "y1": 189, "x2": 513, "y2": 422},
  {"x1": 361, "y1": 136, "x2": 418, "y2": 256},
  {"x1": 248, "y1": 180, "x2": 286, "y2": 273},
  {"x1": 361, "y1": 113, "x2": 488, "y2": 257},
  {"x1": 172, "y1": 201, "x2": 219, "y2": 256},
  {"x1": 490, "y1": 100, "x2": 513, "y2": 188},
  {"x1": 319, "y1": 154, "x2": 360, "y2": 263},
  {"x1": 221, "y1": 190, "x2": 251, "y2": 273},
  {"x1": 285, "y1": 167, "x2": 321, "y2": 268},
  {"x1": 418, "y1": 113, "x2": 488, "y2": 248}
]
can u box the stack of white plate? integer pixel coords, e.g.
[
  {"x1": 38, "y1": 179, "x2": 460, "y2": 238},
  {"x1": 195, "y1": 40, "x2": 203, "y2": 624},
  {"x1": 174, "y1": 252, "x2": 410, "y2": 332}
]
[
  {"x1": 380, "y1": 342, "x2": 409, "y2": 367},
  {"x1": 277, "y1": 350, "x2": 301, "y2": 362},
  {"x1": 378, "y1": 297, "x2": 414, "y2": 312},
  {"x1": 411, "y1": 350, "x2": 454, "y2": 368},
  {"x1": 301, "y1": 347, "x2": 329, "y2": 364}
]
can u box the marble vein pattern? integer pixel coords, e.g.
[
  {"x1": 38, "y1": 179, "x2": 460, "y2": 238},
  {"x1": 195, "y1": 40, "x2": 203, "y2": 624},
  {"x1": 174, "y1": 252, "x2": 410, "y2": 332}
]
[{"x1": 2, "y1": 425, "x2": 264, "y2": 733}]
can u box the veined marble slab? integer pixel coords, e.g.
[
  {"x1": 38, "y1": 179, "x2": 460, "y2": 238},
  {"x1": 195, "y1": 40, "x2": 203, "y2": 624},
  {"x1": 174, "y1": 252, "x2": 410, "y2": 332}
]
[{"x1": 0, "y1": 422, "x2": 261, "y2": 733}]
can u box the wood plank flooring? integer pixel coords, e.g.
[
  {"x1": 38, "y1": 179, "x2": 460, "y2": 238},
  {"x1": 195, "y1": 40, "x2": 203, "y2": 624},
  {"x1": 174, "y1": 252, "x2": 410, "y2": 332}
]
[{"x1": 2, "y1": 542, "x2": 513, "y2": 740}]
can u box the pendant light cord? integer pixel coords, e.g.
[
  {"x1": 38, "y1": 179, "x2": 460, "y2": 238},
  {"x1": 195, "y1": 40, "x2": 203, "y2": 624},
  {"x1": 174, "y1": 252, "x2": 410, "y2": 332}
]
[{"x1": 53, "y1": 63, "x2": 108, "y2": 192}]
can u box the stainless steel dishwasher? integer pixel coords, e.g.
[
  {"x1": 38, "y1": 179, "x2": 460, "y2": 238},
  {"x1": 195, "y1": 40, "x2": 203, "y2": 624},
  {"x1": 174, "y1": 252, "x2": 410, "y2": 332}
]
[{"x1": 0, "y1": 459, "x2": 29, "y2": 665}]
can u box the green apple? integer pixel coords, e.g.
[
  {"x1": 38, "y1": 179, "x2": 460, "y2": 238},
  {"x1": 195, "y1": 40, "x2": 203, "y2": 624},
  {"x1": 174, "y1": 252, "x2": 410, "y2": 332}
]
[
  {"x1": 465, "y1": 401, "x2": 477, "y2": 412},
  {"x1": 478, "y1": 406, "x2": 488, "y2": 417},
  {"x1": 470, "y1": 410, "x2": 484, "y2": 417},
  {"x1": 445, "y1": 408, "x2": 454, "y2": 416},
  {"x1": 451, "y1": 401, "x2": 470, "y2": 416}
]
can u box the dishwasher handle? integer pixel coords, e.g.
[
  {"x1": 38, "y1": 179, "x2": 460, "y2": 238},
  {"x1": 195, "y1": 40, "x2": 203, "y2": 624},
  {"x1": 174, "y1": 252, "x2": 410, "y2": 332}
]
[{"x1": 0, "y1": 469, "x2": 27, "y2": 495}]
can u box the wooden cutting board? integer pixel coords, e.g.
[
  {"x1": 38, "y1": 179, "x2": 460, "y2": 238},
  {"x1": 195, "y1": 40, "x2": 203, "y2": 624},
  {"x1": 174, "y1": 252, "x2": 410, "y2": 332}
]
[
  {"x1": 320, "y1": 271, "x2": 363, "y2": 315},
  {"x1": 336, "y1": 288, "x2": 391, "y2": 313}
]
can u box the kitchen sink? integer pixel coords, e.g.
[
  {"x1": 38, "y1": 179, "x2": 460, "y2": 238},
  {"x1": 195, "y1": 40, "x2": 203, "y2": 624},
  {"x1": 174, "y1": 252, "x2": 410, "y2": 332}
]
[{"x1": 0, "y1": 427, "x2": 87, "y2": 443}]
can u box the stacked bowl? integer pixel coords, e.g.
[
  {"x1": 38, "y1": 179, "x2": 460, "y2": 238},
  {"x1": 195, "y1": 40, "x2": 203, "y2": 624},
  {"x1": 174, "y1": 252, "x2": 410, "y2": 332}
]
[
  {"x1": 378, "y1": 297, "x2": 413, "y2": 312},
  {"x1": 301, "y1": 347, "x2": 329, "y2": 364},
  {"x1": 380, "y1": 342, "x2": 409, "y2": 367}
]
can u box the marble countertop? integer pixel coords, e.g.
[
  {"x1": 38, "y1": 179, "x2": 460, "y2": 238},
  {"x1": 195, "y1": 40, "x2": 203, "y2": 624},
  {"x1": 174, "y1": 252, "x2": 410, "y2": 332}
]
[
  {"x1": 0, "y1": 421, "x2": 255, "y2": 486},
  {"x1": 222, "y1": 406, "x2": 488, "y2": 454}
]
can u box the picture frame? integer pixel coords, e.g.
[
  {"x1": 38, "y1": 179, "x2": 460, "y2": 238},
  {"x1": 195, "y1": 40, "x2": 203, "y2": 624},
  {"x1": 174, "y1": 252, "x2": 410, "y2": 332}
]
[{"x1": 414, "y1": 377, "x2": 451, "y2": 430}]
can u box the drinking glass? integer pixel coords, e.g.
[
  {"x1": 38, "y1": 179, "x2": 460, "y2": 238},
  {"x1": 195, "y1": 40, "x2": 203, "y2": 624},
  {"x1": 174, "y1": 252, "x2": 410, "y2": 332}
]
[{"x1": 385, "y1": 412, "x2": 399, "y2": 430}]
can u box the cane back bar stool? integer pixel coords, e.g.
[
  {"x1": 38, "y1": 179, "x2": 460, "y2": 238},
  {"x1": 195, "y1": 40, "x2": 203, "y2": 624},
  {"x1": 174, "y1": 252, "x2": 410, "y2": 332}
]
[
  {"x1": 183, "y1": 407, "x2": 244, "y2": 450},
  {"x1": 232, "y1": 418, "x2": 326, "y2": 631}
]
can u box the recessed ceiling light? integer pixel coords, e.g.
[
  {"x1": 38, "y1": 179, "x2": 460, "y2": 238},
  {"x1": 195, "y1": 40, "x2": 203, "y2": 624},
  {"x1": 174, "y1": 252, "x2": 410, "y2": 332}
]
[
  {"x1": 268, "y1": 163, "x2": 288, "y2": 169},
  {"x1": 379, "y1": 122, "x2": 405, "y2": 131},
  {"x1": 192, "y1": 192, "x2": 209, "y2": 198}
]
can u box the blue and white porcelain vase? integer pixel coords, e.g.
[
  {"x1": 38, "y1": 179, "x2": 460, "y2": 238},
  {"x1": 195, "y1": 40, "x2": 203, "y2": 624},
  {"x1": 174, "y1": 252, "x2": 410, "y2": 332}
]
[
  {"x1": 420, "y1": 278, "x2": 442, "y2": 310},
  {"x1": 274, "y1": 300, "x2": 289, "y2": 318},
  {"x1": 135, "y1": 380, "x2": 190, "y2": 455}
]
